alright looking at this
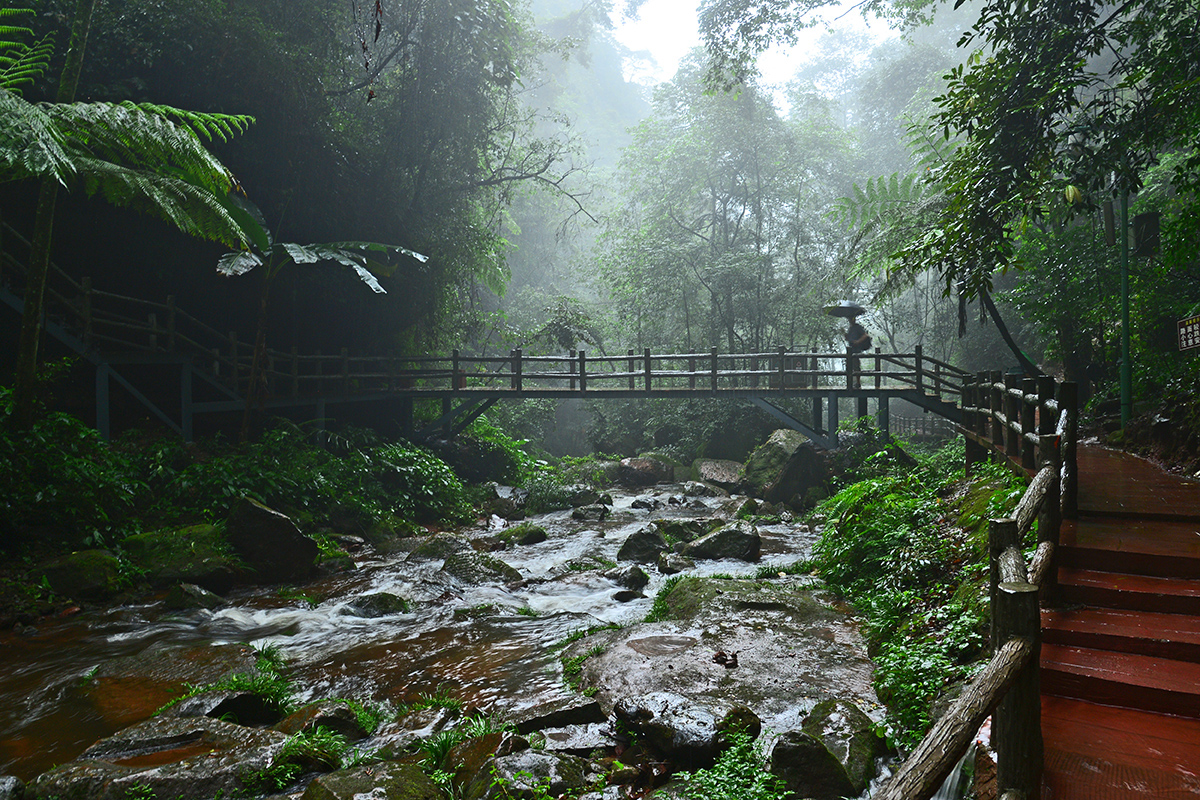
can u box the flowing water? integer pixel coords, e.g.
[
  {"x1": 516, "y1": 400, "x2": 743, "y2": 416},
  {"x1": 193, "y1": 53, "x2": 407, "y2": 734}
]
[{"x1": 0, "y1": 488, "x2": 819, "y2": 783}]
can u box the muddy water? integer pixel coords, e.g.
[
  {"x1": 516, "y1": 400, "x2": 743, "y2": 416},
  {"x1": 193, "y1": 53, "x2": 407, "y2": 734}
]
[{"x1": 0, "y1": 489, "x2": 818, "y2": 783}]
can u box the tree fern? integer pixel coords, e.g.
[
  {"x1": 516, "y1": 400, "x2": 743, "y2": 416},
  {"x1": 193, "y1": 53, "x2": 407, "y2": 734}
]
[
  {"x1": 0, "y1": 8, "x2": 52, "y2": 95},
  {"x1": 830, "y1": 171, "x2": 927, "y2": 230}
]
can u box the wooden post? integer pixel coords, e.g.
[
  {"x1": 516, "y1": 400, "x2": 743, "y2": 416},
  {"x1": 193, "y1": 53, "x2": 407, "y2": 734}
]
[
  {"x1": 874, "y1": 347, "x2": 882, "y2": 390},
  {"x1": 512, "y1": 348, "x2": 523, "y2": 392},
  {"x1": 291, "y1": 347, "x2": 299, "y2": 397},
  {"x1": 644, "y1": 347, "x2": 652, "y2": 392},
  {"x1": 452, "y1": 349, "x2": 460, "y2": 394},
  {"x1": 578, "y1": 350, "x2": 587, "y2": 392},
  {"x1": 81, "y1": 277, "x2": 94, "y2": 346},
  {"x1": 710, "y1": 348, "x2": 719, "y2": 393},
  {"x1": 914, "y1": 344, "x2": 924, "y2": 395},
  {"x1": 991, "y1": 371, "x2": 1004, "y2": 451},
  {"x1": 341, "y1": 347, "x2": 350, "y2": 395},
  {"x1": 812, "y1": 356, "x2": 822, "y2": 434},
  {"x1": 569, "y1": 349, "x2": 576, "y2": 391},
  {"x1": 1039, "y1": 433, "x2": 1062, "y2": 607},
  {"x1": 989, "y1": 518, "x2": 1020, "y2": 652},
  {"x1": 994, "y1": 576, "x2": 1043, "y2": 798},
  {"x1": 933, "y1": 359, "x2": 942, "y2": 398},
  {"x1": 1059, "y1": 382, "x2": 1078, "y2": 518},
  {"x1": 1021, "y1": 377, "x2": 1037, "y2": 471},
  {"x1": 1037, "y1": 375, "x2": 1055, "y2": 436},
  {"x1": 689, "y1": 356, "x2": 697, "y2": 390},
  {"x1": 628, "y1": 349, "x2": 636, "y2": 390},
  {"x1": 1005, "y1": 373, "x2": 1021, "y2": 458},
  {"x1": 777, "y1": 346, "x2": 786, "y2": 389},
  {"x1": 965, "y1": 376, "x2": 984, "y2": 475}
]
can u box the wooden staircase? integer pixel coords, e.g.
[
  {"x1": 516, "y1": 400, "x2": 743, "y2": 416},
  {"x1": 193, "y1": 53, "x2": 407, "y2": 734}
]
[{"x1": 1038, "y1": 447, "x2": 1200, "y2": 798}]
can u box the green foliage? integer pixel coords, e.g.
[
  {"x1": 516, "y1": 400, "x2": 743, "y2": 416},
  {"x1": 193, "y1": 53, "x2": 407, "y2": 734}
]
[
  {"x1": 461, "y1": 415, "x2": 544, "y2": 485},
  {"x1": 643, "y1": 575, "x2": 686, "y2": 624},
  {"x1": 522, "y1": 470, "x2": 576, "y2": 515},
  {"x1": 676, "y1": 729, "x2": 789, "y2": 800},
  {"x1": 811, "y1": 437, "x2": 1013, "y2": 748},
  {"x1": 371, "y1": 441, "x2": 472, "y2": 523},
  {"x1": 560, "y1": 645, "x2": 605, "y2": 693},
  {"x1": 831, "y1": 172, "x2": 927, "y2": 231},
  {"x1": 0, "y1": 7, "x2": 52, "y2": 93},
  {"x1": 162, "y1": 643, "x2": 295, "y2": 718}
]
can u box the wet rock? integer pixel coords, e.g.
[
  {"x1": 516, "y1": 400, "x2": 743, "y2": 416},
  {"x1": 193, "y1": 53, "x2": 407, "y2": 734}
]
[
  {"x1": 510, "y1": 696, "x2": 606, "y2": 735},
  {"x1": 0, "y1": 776, "x2": 23, "y2": 800},
  {"x1": 123, "y1": 524, "x2": 239, "y2": 592},
  {"x1": 79, "y1": 642, "x2": 260, "y2": 731},
  {"x1": 618, "y1": 457, "x2": 674, "y2": 487},
  {"x1": 631, "y1": 496, "x2": 662, "y2": 510},
  {"x1": 408, "y1": 534, "x2": 473, "y2": 561},
  {"x1": 613, "y1": 692, "x2": 760, "y2": 768},
  {"x1": 466, "y1": 750, "x2": 590, "y2": 800},
  {"x1": 275, "y1": 701, "x2": 371, "y2": 740},
  {"x1": 504, "y1": 522, "x2": 548, "y2": 546},
  {"x1": 481, "y1": 484, "x2": 529, "y2": 521},
  {"x1": 613, "y1": 590, "x2": 644, "y2": 602},
  {"x1": 537, "y1": 723, "x2": 613, "y2": 756},
  {"x1": 656, "y1": 552, "x2": 694, "y2": 574},
  {"x1": 370, "y1": 707, "x2": 456, "y2": 757},
  {"x1": 301, "y1": 760, "x2": 442, "y2": 800},
  {"x1": 762, "y1": 441, "x2": 834, "y2": 509},
  {"x1": 29, "y1": 715, "x2": 288, "y2": 800},
  {"x1": 571, "y1": 504, "x2": 610, "y2": 522},
  {"x1": 441, "y1": 731, "x2": 506, "y2": 795},
  {"x1": 345, "y1": 592, "x2": 411, "y2": 617},
  {"x1": 616, "y1": 526, "x2": 668, "y2": 563},
  {"x1": 682, "y1": 480, "x2": 728, "y2": 497},
  {"x1": 164, "y1": 582, "x2": 224, "y2": 611},
  {"x1": 166, "y1": 689, "x2": 281, "y2": 726},
  {"x1": 771, "y1": 709, "x2": 883, "y2": 800},
  {"x1": 691, "y1": 459, "x2": 743, "y2": 490},
  {"x1": 441, "y1": 551, "x2": 522, "y2": 585},
  {"x1": 652, "y1": 519, "x2": 709, "y2": 544},
  {"x1": 680, "y1": 520, "x2": 760, "y2": 561},
  {"x1": 602, "y1": 565, "x2": 650, "y2": 591},
  {"x1": 795, "y1": 699, "x2": 888, "y2": 794},
  {"x1": 563, "y1": 484, "x2": 601, "y2": 507},
  {"x1": 36, "y1": 550, "x2": 122, "y2": 601},
  {"x1": 226, "y1": 499, "x2": 319, "y2": 584},
  {"x1": 741, "y1": 429, "x2": 810, "y2": 497},
  {"x1": 721, "y1": 496, "x2": 758, "y2": 518}
]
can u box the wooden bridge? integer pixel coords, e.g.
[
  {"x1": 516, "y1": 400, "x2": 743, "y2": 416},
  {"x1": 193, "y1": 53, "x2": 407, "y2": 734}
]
[{"x1": 0, "y1": 222, "x2": 963, "y2": 447}]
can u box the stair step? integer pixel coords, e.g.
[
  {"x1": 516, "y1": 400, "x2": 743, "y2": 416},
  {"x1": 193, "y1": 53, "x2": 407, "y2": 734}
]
[
  {"x1": 1041, "y1": 607, "x2": 1200, "y2": 662},
  {"x1": 1059, "y1": 516, "x2": 1200, "y2": 579},
  {"x1": 1042, "y1": 695, "x2": 1200, "y2": 798},
  {"x1": 1057, "y1": 568, "x2": 1200, "y2": 614},
  {"x1": 1040, "y1": 643, "x2": 1200, "y2": 717}
]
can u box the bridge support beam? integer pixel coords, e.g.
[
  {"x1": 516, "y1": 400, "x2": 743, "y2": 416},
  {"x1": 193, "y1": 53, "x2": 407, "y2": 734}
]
[{"x1": 748, "y1": 398, "x2": 836, "y2": 449}]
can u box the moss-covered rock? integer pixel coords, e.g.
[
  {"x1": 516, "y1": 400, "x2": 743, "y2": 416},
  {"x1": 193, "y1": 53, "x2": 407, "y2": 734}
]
[
  {"x1": 741, "y1": 429, "x2": 809, "y2": 496},
  {"x1": 301, "y1": 760, "x2": 443, "y2": 800},
  {"x1": 123, "y1": 524, "x2": 240, "y2": 592},
  {"x1": 441, "y1": 551, "x2": 522, "y2": 585},
  {"x1": 36, "y1": 550, "x2": 122, "y2": 601}
]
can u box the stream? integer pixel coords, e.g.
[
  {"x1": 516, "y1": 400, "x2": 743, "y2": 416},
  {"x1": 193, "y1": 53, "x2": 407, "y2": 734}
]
[{"x1": 0, "y1": 486, "x2": 830, "y2": 785}]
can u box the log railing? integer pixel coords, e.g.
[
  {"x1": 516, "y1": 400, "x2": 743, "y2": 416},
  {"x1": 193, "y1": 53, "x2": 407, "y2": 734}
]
[{"x1": 875, "y1": 373, "x2": 1078, "y2": 800}]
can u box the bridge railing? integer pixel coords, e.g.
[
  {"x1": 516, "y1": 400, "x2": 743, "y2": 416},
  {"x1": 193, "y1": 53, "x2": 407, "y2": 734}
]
[{"x1": 877, "y1": 376, "x2": 1078, "y2": 800}]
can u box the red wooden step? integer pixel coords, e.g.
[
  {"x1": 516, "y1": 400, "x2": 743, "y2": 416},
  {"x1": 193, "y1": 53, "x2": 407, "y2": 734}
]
[
  {"x1": 1041, "y1": 606, "x2": 1200, "y2": 662},
  {"x1": 1057, "y1": 568, "x2": 1200, "y2": 615},
  {"x1": 1076, "y1": 447, "x2": 1200, "y2": 520},
  {"x1": 1059, "y1": 515, "x2": 1200, "y2": 579},
  {"x1": 1041, "y1": 695, "x2": 1200, "y2": 799},
  {"x1": 1040, "y1": 643, "x2": 1200, "y2": 717}
]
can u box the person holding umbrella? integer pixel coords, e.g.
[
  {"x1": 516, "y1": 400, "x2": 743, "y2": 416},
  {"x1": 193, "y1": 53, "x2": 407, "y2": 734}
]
[{"x1": 824, "y1": 301, "x2": 872, "y2": 354}]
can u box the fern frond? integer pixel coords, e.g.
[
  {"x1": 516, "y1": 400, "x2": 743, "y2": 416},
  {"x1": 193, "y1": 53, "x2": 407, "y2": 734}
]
[
  {"x1": 0, "y1": 89, "x2": 73, "y2": 185},
  {"x1": 72, "y1": 155, "x2": 251, "y2": 249},
  {"x1": 134, "y1": 102, "x2": 255, "y2": 143},
  {"x1": 0, "y1": 33, "x2": 51, "y2": 92}
]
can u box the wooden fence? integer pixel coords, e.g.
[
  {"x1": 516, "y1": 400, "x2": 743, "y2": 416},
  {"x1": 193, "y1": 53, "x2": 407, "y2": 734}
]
[{"x1": 875, "y1": 376, "x2": 1078, "y2": 799}]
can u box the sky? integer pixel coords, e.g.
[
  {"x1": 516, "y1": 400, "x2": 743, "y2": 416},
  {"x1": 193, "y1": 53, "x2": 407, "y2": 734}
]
[{"x1": 611, "y1": 0, "x2": 891, "y2": 91}]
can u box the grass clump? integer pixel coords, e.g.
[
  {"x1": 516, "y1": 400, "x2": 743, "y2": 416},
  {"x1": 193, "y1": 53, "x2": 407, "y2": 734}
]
[{"x1": 676, "y1": 730, "x2": 788, "y2": 800}]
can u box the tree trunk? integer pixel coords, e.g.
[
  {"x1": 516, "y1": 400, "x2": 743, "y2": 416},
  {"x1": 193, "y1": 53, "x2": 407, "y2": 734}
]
[{"x1": 10, "y1": 0, "x2": 98, "y2": 430}]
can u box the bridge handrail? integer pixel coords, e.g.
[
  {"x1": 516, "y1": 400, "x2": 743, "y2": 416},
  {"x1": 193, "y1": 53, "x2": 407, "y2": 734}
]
[{"x1": 877, "y1": 375, "x2": 1078, "y2": 800}]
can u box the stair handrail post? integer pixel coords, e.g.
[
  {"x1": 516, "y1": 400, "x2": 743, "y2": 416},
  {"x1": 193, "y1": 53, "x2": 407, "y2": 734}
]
[
  {"x1": 1059, "y1": 381, "x2": 1079, "y2": 518},
  {"x1": 1021, "y1": 377, "x2": 1037, "y2": 471},
  {"x1": 993, "y1": 572, "x2": 1043, "y2": 799},
  {"x1": 1038, "y1": 433, "x2": 1062, "y2": 607},
  {"x1": 1036, "y1": 375, "x2": 1056, "y2": 437},
  {"x1": 989, "y1": 518, "x2": 1020, "y2": 653},
  {"x1": 1005, "y1": 372, "x2": 1021, "y2": 459},
  {"x1": 964, "y1": 375, "x2": 982, "y2": 475}
]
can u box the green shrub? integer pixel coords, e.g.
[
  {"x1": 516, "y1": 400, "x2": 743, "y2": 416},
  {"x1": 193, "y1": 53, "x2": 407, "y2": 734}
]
[
  {"x1": 371, "y1": 441, "x2": 471, "y2": 523},
  {"x1": 676, "y1": 730, "x2": 788, "y2": 800}
]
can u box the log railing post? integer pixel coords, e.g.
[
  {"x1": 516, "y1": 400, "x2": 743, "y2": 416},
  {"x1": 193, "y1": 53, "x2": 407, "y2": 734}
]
[
  {"x1": 914, "y1": 344, "x2": 924, "y2": 395},
  {"x1": 628, "y1": 349, "x2": 636, "y2": 390},
  {"x1": 569, "y1": 350, "x2": 577, "y2": 391},
  {"x1": 1021, "y1": 377, "x2": 1037, "y2": 471},
  {"x1": 994, "y1": 576, "x2": 1043, "y2": 798},
  {"x1": 578, "y1": 350, "x2": 587, "y2": 392},
  {"x1": 989, "y1": 518, "x2": 1020, "y2": 652},
  {"x1": 512, "y1": 348, "x2": 523, "y2": 392},
  {"x1": 710, "y1": 348, "x2": 719, "y2": 393},
  {"x1": 1037, "y1": 375, "x2": 1055, "y2": 437},
  {"x1": 1038, "y1": 433, "x2": 1062, "y2": 606},
  {"x1": 1005, "y1": 373, "x2": 1021, "y2": 458},
  {"x1": 1059, "y1": 381, "x2": 1078, "y2": 518},
  {"x1": 644, "y1": 348, "x2": 652, "y2": 392},
  {"x1": 990, "y1": 371, "x2": 1004, "y2": 451}
]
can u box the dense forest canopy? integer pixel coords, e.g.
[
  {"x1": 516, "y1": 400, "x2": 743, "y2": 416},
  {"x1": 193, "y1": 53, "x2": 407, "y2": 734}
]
[{"x1": 1, "y1": 0, "x2": 1196, "y2": 445}]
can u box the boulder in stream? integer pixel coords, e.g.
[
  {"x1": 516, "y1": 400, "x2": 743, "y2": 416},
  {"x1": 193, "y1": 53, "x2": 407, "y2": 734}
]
[
  {"x1": 301, "y1": 760, "x2": 443, "y2": 800},
  {"x1": 0, "y1": 776, "x2": 24, "y2": 800},
  {"x1": 226, "y1": 498, "x2": 319, "y2": 584},
  {"x1": 275, "y1": 700, "x2": 372, "y2": 741},
  {"x1": 740, "y1": 429, "x2": 810, "y2": 495},
  {"x1": 770, "y1": 699, "x2": 888, "y2": 799},
  {"x1": 36, "y1": 550, "x2": 122, "y2": 601},
  {"x1": 618, "y1": 457, "x2": 675, "y2": 487},
  {"x1": 602, "y1": 564, "x2": 650, "y2": 591},
  {"x1": 616, "y1": 526, "x2": 667, "y2": 563},
  {"x1": 344, "y1": 592, "x2": 411, "y2": 617},
  {"x1": 680, "y1": 520, "x2": 760, "y2": 561},
  {"x1": 29, "y1": 715, "x2": 289, "y2": 800},
  {"x1": 164, "y1": 582, "x2": 225, "y2": 610},
  {"x1": 441, "y1": 550, "x2": 522, "y2": 585},
  {"x1": 613, "y1": 692, "x2": 760, "y2": 768},
  {"x1": 691, "y1": 458, "x2": 743, "y2": 490},
  {"x1": 123, "y1": 524, "x2": 239, "y2": 593},
  {"x1": 464, "y1": 749, "x2": 591, "y2": 800}
]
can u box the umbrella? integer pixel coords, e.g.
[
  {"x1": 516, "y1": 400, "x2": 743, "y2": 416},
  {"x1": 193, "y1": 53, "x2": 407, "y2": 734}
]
[{"x1": 824, "y1": 300, "x2": 867, "y2": 319}]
